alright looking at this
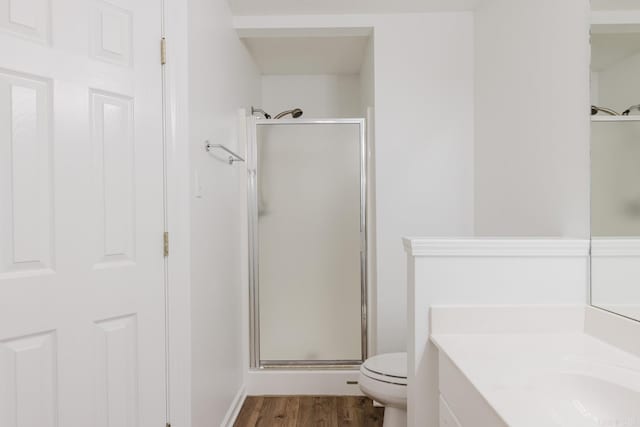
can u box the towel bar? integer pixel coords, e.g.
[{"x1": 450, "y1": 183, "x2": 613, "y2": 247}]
[{"x1": 204, "y1": 141, "x2": 245, "y2": 165}]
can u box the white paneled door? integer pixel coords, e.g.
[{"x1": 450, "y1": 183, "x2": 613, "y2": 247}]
[{"x1": 0, "y1": 0, "x2": 166, "y2": 426}]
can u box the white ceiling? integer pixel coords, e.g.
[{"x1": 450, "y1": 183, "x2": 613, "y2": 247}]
[
  {"x1": 243, "y1": 36, "x2": 369, "y2": 74},
  {"x1": 229, "y1": 0, "x2": 480, "y2": 16},
  {"x1": 228, "y1": 0, "x2": 640, "y2": 18},
  {"x1": 591, "y1": 32, "x2": 640, "y2": 71}
]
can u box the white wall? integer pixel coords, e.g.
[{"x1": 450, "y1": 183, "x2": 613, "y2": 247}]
[
  {"x1": 235, "y1": 13, "x2": 475, "y2": 355},
  {"x1": 187, "y1": 0, "x2": 260, "y2": 424},
  {"x1": 474, "y1": 0, "x2": 591, "y2": 237},
  {"x1": 373, "y1": 13, "x2": 475, "y2": 354},
  {"x1": 261, "y1": 74, "x2": 362, "y2": 118}
]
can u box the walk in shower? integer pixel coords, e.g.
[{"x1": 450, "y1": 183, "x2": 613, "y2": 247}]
[{"x1": 247, "y1": 118, "x2": 367, "y2": 368}]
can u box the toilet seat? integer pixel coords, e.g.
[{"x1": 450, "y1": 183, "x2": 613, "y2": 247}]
[
  {"x1": 359, "y1": 352, "x2": 408, "y2": 427},
  {"x1": 360, "y1": 352, "x2": 407, "y2": 386}
]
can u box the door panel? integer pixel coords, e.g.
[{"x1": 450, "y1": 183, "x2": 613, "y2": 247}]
[
  {"x1": 94, "y1": 315, "x2": 138, "y2": 427},
  {"x1": 0, "y1": 331, "x2": 57, "y2": 427},
  {"x1": 90, "y1": 1, "x2": 133, "y2": 67},
  {"x1": 0, "y1": 0, "x2": 51, "y2": 44},
  {"x1": 91, "y1": 90, "x2": 136, "y2": 267},
  {"x1": 0, "y1": 70, "x2": 53, "y2": 276},
  {"x1": 0, "y1": 1, "x2": 166, "y2": 426}
]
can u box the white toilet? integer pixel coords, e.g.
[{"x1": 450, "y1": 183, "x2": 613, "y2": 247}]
[{"x1": 359, "y1": 352, "x2": 407, "y2": 427}]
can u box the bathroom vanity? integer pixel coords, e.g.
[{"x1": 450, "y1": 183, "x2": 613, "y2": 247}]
[
  {"x1": 403, "y1": 238, "x2": 640, "y2": 427},
  {"x1": 430, "y1": 306, "x2": 640, "y2": 427}
]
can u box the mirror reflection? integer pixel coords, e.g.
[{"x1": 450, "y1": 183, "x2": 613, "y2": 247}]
[{"x1": 591, "y1": 25, "x2": 640, "y2": 321}]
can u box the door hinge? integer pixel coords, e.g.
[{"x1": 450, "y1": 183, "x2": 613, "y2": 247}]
[
  {"x1": 163, "y1": 231, "x2": 169, "y2": 257},
  {"x1": 161, "y1": 37, "x2": 167, "y2": 65}
]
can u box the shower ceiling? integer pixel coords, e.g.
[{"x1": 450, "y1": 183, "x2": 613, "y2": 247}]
[{"x1": 242, "y1": 36, "x2": 369, "y2": 74}]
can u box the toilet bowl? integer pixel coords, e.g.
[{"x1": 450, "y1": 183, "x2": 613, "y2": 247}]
[{"x1": 359, "y1": 352, "x2": 407, "y2": 427}]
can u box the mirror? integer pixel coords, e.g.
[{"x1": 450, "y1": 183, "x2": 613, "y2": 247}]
[{"x1": 591, "y1": 24, "x2": 640, "y2": 321}]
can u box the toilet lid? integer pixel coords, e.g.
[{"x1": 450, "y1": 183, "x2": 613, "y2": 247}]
[{"x1": 361, "y1": 352, "x2": 407, "y2": 385}]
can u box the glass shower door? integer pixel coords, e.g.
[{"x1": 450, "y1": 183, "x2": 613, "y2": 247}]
[{"x1": 250, "y1": 120, "x2": 365, "y2": 366}]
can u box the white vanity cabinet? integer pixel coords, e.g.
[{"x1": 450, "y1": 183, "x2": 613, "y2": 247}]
[
  {"x1": 437, "y1": 352, "x2": 505, "y2": 427},
  {"x1": 432, "y1": 321, "x2": 640, "y2": 427}
]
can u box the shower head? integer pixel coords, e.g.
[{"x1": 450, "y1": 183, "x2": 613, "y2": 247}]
[
  {"x1": 591, "y1": 105, "x2": 619, "y2": 116},
  {"x1": 622, "y1": 104, "x2": 640, "y2": 116},
  {"x1": 251, "y1": 106, "x2": 271, "y2": 119},
  {"x1": 274, "y1": 108, "x2": 304, "y2": 119}
]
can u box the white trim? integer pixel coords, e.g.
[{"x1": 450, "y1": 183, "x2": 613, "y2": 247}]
[
  {"x1": 246, "y1": 370, "x2": 363, "y2": 396},
  {"x1": 221, "y1": 386, "x2": 247, "y2": 427},
  {"x1": 402, "y1": 238, "x2": 589, "y2": 257},
  {"x1": 591, "y1": 238, "x2": 640, "y2": 256},
  {"x1": 365, "y1": 106, "x2": 376, "y2": 357},
  {"x1": 238, "y1": 109, "x2": 251, "y2": 401},
  {"x1": 254, "y1": 118, "x2": 365, "y2": 125},
  {"x1": 164, "y1": 1, "x2": 192, "y2": 426}
]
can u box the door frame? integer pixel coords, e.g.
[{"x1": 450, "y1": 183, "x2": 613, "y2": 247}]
[
  {"x1": 162, "y1": 0, "x2": 192, "y2": 426},
  {"x1": 247, "y1": 117, "x2": 369, "y2": 369}
]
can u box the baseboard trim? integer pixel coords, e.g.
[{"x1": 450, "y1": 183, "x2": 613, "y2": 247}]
[{"x1": 221, "y1": 385, "x2": 247, "y2": 427}]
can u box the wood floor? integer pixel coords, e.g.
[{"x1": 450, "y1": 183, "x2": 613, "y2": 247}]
[{"x1": 234, "y1": 396, "x2": 384, "y2": 427}]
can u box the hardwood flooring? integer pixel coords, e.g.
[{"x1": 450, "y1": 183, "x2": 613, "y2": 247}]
[{"x1": 234, "y1": 396, "x2": 384, "y2": 427}]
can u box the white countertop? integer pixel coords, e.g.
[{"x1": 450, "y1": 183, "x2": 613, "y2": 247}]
[{"x1": 431, "y1": 333, "x2": 640, "y2": 427}]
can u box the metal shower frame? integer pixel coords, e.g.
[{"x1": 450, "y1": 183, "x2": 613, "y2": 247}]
[{"x1": 247, "y1": 117, "x2": 369, "y2": 369}]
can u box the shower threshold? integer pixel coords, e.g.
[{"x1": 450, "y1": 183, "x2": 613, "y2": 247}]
[{"x1": 259, "y1": 360, "x2": 363, "y2": 370}]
